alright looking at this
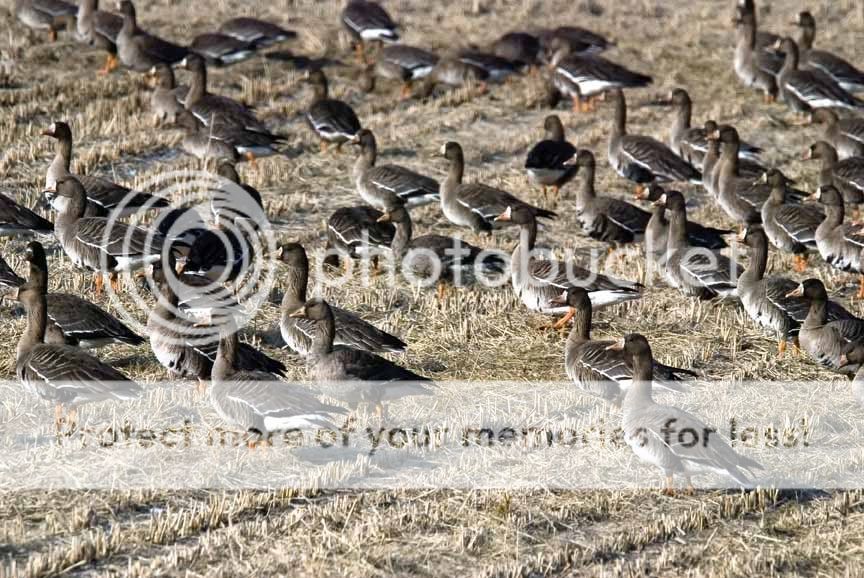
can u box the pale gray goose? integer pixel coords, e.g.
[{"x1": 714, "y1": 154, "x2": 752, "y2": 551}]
[
  {"x1": 787, "y1": 279, "x2": 864, "y2": 373},
  {"x1": 524, "y1": 115, "x2": 577, "y2": 200},
  {"x1": 657, "y1": 191, "x2": 741, "y2": 300},
  {"x1": 0, "y1": 194, "x2": 53, "y2": 237},
  {"x1": 809, "y1": 185, "x2": 864, "y2": 298},
  {"x1": 607, "y1": 89, "x2": 701, "y2": 187},
  {"x1": 737, "y1": 226, "x2": 851, "y2": 356},
  {"x1": 288, "y1": 299, "x2": 431, "y2": 417},
  {"x1": 115, "y1": 0, "x2": 187, "y2": 72},
  {"x1": 613, "y1": 333, "x2": 762, "y2": 493},
  {"x1": 758, "y1": 169, "x2": 822, "y2": 272},
  {"x1": 804, "y1": 141, "x2": 864, "y2": 210},
  {"x1": 305, "y1": 69, "x2": 362, "y2": 152},
  {"x1": 15, "y1": 241, "x2": 141, "y2": 430},
  {"x1": 811, "y1": 109, "x2": 864, "y2": 159},
  {"x1": 378, "y1": 206, "x2": 506, "y2": 299},
  {"x1": 325, "y1": 205, "x2": 395, "y2": 270},
  {"x1": 351, "y1": 129, "x2": 439, "y2": 211},
  {"x1": 772, "y1": 37, "x2": 863, "y2": 113},
  {"x1": 341, "y1": 0, "x2": 399, "y2": 63},
  {"x1": 14, "y1": 0, "x2": 76, "y2": 42},
  {"x1": 553, "y1": 287, "x2": 694, "y2": 405},
  {"x1": 43, "y1": 121, "x2": 168, "y2": 217},
  {"x1": 218, "y1": 17, "x2": 295, "y2": 47},
  {"x1": 494, "y1": 205, "x2": 641, "y2": 327},
  {"x1": 795, "y1": 11, "x2": 864, "y2": 94},
  {"x1": 53, "y1": 176, "x2": 166, "y2": 294},
  {"x1": 190, "y1": 33, "x2": 255, "y2": 66},
  {"x1": 76, "y1": 0, "x2": 123, "y2": 74},
  {"x1": 149, "y1": 62, "x2": 185, "y2": 123},
  {"x1": 439, "y1": 141, "x2": 555, "y2": 234},
  {"x1": 278, "y1": 243, "x2": 406, "y2": 355}
]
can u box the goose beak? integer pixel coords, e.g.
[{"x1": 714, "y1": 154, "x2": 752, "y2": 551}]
[
  {"x1": 605, "y1": 337, "x2": 625, "y2": 351},
  {"x1": 40, "y1": 129, "x2": 53, "y2": 136},
  {"x1": 785, "y1": 284, "x2": 804, "y2": 298},
  {"x1": 805, "y1": 188, "x2": 821, "y2": 202},
  {"x1": 736, "y1": 228, "x2": 747, "y2": 242},
  {"x1": 562, "y1": 154, "x2": 578, "y2": 167},
  {"x1": 494, "y1": 206, "x2": 513, "y2": 222},
  {"x1": 549, "y1": 292, "x2": 568, "y2": 306},
  {"x1": 802, "y1": 148, "x2": 813, "y2": 160},
  {"x1": 651, "y1": 193, "x2": 667, "y2": 207},
  {"x1": 634, "y1": 184, "x2": 647, "y2": 199},
  {"x1": 288, "y1": 306, "x2": 307, "y2": 319},
  {"x1": 175, "y1": 258, "x2": 187, "y2": 275},
  {"x1": 839, "y1": 353, "x2": 849, "y2": 367},
  {"x1": 376, "y1": 212, "x2": 391, "y2": 223},
  {"x1": 756, "y1": 172, "x2": 768, "y2": 185}
]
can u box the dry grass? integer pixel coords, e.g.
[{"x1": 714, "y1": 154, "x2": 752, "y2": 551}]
[{"x1": 2, "y1": 0, "x2": 864, "y2": 575}]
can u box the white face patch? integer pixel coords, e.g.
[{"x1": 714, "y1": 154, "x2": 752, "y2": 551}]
[{"x1": 439, "y1": 143, "x2": 447, "y2": 155}]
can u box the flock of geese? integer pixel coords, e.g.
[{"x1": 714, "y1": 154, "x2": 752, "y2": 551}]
[{"x1": 7, "y1": 0, "x2": 864, "y2": 493}]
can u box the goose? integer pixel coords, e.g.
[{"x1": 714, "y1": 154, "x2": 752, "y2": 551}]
[
  {"x1": 305, "y1": 69, "x2": 362, "y2": 152},
  {"x1": 76, "y1": 0, "x2": 123, "y2": 74},
  {"x1": 733, "y1": 8, "x2": 781, "y2": 101},
  {"x1": 457, "y1": 50, "x2": 521, "y2": 82},
  {"x1": 190, "y1": 33, "x2": 255, "y2": 66},
  {"x1": 613, "y1": 333, "x2": 763, "y2": 494},
  {"x1": 803, "y1": 141, "x2": 864, "y2": 211},
  {"x1": 491, "y1": 32, "x2": 541, "y2": 68},
  {"x1": 787, "y1": 279, "x2": 864, "y2": 373},
  {"x1": 176, "y1": 110, "x2": 240, "y2": 164},
  {"x1": 218, "y1": 17, "x2": 295, "y2": 47},
  {"x1": 757, "y1": 169, "x2": 821, "y2": 272},
  {"x1": 288, "y1": 299, "x2": 431, "y2": 418},
  {"x1": 553, "y1": 287, "x2": 695, "y2": 404},
  {"x1": 438, "y1": 141, "x2": 556, "y2": 234},
  {"x1": 0, "y1": 194, "x2": 53, "y2": 237},
  {"x1": 14, "y1": 0, "x2": 76, "y2": 42},
  {"x1": 794, "y1": 11, "x2": 864, "y2": 94},
  {"x1": 15, "y1": 241, "x2": 142, "y2": 430},
  {"x1": 42, "y1": 121, "x2": 168, "y2": 217},
  {"x1": 325, "y1": 206, "x2": 395, "y2": 272},
  {"x1": 538, "y1": 26, "x2": 613, "y2": 60},
  {"x1": 414, "y1": 58, "x2": 489, "y2": 98},
  {"x1": 656, "y1": 190, "x2": 741, "y2": 300},
  {"x1": 115, "y1": 0, "x2": 187, "y2": 72},
  {"x1": 810, "y1": 109, "x2": 864, "y2": 160},
  {"x1": 700, "y1": 121, "x2": 769, "y2": 199},
  {"x1": 712, "y1": 125, "x2": 779, "y2": 227},
  {"x1": 494, "y1": 205, "x2": 641, "y2": 327},
  {"x1": 377, "y1": 206, "x2": 507, "y2": 299},
  {"x1": 607, "y1": 89, "x2": 701, "y2": 188},
  {"x1": 341, "y1": 0, "x2": 399, "y2": 63},
  {"x1": 809, "y1": 185, "x2": 864, "y2": 298},
  {"x1": 351, "y1": 129, "x2": 439, "y2": 211},
  {"x1": 278, "y1": 243, "x2": 407, "y2": 355},
  {"x1": 524, "y1": 115, "x2": 578, "y2": 201},
  {"x1": 373, "y1": 44, "x2": 438, "y2": 98},
  {"x1": 149, "y1": 63, "x2": 185, "y2": 123}
]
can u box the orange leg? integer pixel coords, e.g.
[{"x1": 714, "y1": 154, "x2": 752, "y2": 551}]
[
  {"x1": 54, "y1": 404, "x2": 64, "y2": 431},
  {"x1": 319, "y1": 140, "x2": 329, "y2": 154},
  {"x1": 354, "y1": 43, "x2": 366, "y2": 65},
  {"x1": 94, "y1": 273, "x2": 104, "y2": 297},
  {"x1": 662, "y1": 475, "x2": 676, "y2": 496},
  {"x1": 572, "y1": 99, "x2": 582, "y2": 113},
  {"x1": 475, "y1": 82, "x2": 488, "y2": 96},
  {"x1": 858, "y1": 275, "x2": 864, "y2": 300},
  {"x1": 109, "y1": 272, "x2": 121, "y2": 293},
  {"x1": 48, "y1": 29, "x2": 57, "y2": 43},
  {"x1": 244, "y1": 151, "x2": 258, "y2": 169},
  {"x1": 196, "y1": 379, "x2": 208, "y2": 395},
  {"x1": 400, "y1": 83, "x2": 412, "y2": 100},
  {"x1": 763, "y1": 92, "x2": 775, "y2": 104},
  {"x1": 551, "y1": 185, "x2": 560, "y2": 202},
  {"x1": 778, "y1": 339, "x2": 787, "y2": 357},
  {"x1": 549, "y1": 308, "x2": 576, "y2": 330},
  {"x1": 793, "y1": 254, "x2": 808, "y2": 273},
  {"x1": 436, "y1": 280, "x2": 447, "y2": 302}
]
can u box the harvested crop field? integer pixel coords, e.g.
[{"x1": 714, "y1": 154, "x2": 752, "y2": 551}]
[{"x1": 2, "y1": 0, "x2": 864, "y2": 576}]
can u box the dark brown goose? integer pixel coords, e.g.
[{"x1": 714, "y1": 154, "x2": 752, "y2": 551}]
[
  {"x1": 773, "y1": 37, "x2": 862, "y2": 113},
  {"x1": 305, "y1": 69, "x2": 362, "y2": 152},
  {"x1": 278, "y1": 243, "x2": 406, "y2": 355},
  {"x1": 538, "y1": 26, "x2": 613, "y2": 60},
  {"x1": 115, "y1": 0, "x2": 187, "y2": 72},
  {"x1": 373, "y1": 44, "x2": 438, "y2": 98},
  {"x1": 804, "y1": 141, "x2": 864, "y2": 210},
  {"x1": 524, "y1": 115, "x2": 577, "y2": 201},
  {"x1": 733, "y1": 8, "x2": 780, "y2": 101},
  {"x1": 15, "y1": 0, "x2": 76, "y2": 42},
  {"x1": 794, "y1": 11, "x2": 864, "y2": 94},
  {"x1": 759, "y1": 169, "x2": 822, "y2": 272},
  {"x1": 149, "y1": 62, "x2": 185, "y2": 123},
  {"x1": 15, "y1": 241, "x2": 142, "y2": 430},
  {"x1": 76, "y1": 0, "x2": 123, "y2": 74},
  {"x1": 811, "y1": 109, "x2": 864, "y2": 159},
  {"x1": 325, "y1": 206, "x2": 395, "y2": 270},
  {"x1": 181, "y1": 54, "x2": 267, "y2": 133},
  {"x1": 809, "y1": 185, "x2": 864, "y2": 298},
  {"x1": 341, "y1": 0, "x2": 399, "y2": 63}
]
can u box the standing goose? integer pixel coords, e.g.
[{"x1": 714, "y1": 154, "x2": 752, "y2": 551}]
[
  {"x1": 810, "y1": 185, "x2": 864, "y2": 298},
  {"x1": 190, "y1": 33, "x2": 255, "y2": 66},
  {"x1": 341, "y1": 0, "x2": 399, "y2": 63},
  {"x1": 278, "y1": 243, "x2": 406, "y2": 355},
  {"x1": 759, "y1": 168, "x2": 822, "y2": 272},
  {"x1": 794, "y1": 11, "x2": 864, "y2": 94},
  {"x1": 14, "y1": 0, "x2": 76, "y2": 42},
  {"x1": 42, "y1": 293, "x2": 145, "y2": 348},
  {"x1": 737, "y1": 226, "x2": 851, "y2": 356},
  {"x1": 218, "y1": 17, "x2": 296, "y2": 47},
  {"x1": 43, "y1": 121, "x2": 168, "y2": 217},
  {"x1": 351, "y1": 129, "x2": 439, "y2": 211},
  {"x1": 115, "y1": 0, "x2": 187, "y2": 72},
  {"x1": 773, "y1": 37, "x2": 862, "y2": 113},
  {"x1": 289, "y1": 299, "x2": 432, "y2": 417},
  {"x1": 607, "y1": 89, "x2": 701, "y2": 188},
  {"x1": 0, "y1": 194, "x2": 53, "y2": 237},
  {"x1": 701, "y1": 121, "x2": 768, "y2": 199},
  {"x1": 438, "y1": 141, "x2": 556, "y2": 234},
  {"x1": 149, "y1": 63, "x2": 185, "y2": 123},
  {"x1": 53, "y1": 176, "x2": 166, "y2": 294},
  {"x1": 176, "y1": 110, "x2": 240, "y2": 164},
  {"x1": 733, "y1": 9, "x2": 780, "y2": 101},
  {"x1": 325, "y1": 206, "x2": 395, "y2": 270},
  {"x1": 803, "y1": 141, "x2": 864, "y2": 211},
  {"x1": 372, "y1": 44, "x2": 438, "y2": 98},
  {"x1": 524, "y1": 115, "x2": 577, "y2": 201},
  {"x1": 613, "y1": 333, "x2": 763, "y2": 494},
  {"x1": 657, "y1": 190, "x2": 741, "y2": 300},
  {"x1": 210, "y1": 323, "x2": 343, "y2": 445},
  {"x1": 811, "y1": 109, "x2": 864, "y2": 159},
  {"x1": 305, "y1": 69, "x2": 362, "y2": 153},
  {"x1": 15, "y1": 241, "x2": 142, "y2": 430},
  {"x1": 553, "y1": 287, "x2": 694, "y2": 404},
  {"x1": 787, "y1": 279, "x2": 864, "y2": 373},
  {"x1": 377, "y1": 206, "x2": 506, "y2": 299},
  {"x1": 76, "y1": 0, "x2": 123, "y2": 74},
  {"x1": 713, "y1": 125, "x2": 772, "y2": 227},
  {"x1": 494, "y1": 205, "x2": 641, "y2": 327}
]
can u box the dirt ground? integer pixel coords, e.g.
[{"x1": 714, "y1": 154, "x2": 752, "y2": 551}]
[{"x1": 3, "y1": 0, "x2": 864, "y2": 576}]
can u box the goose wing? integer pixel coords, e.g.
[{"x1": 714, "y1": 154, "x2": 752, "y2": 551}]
[
  {"x1": 47, "y1": 293, "x2": 144, "y2": 346},
  {"x1": 328, "y1": 206, "x2": 395, "y2": 248},
  {"x1": 525, "y1": 140, "x2": 577, "y2": 170},
  {"x1": 366, "y1": 165, "x2": 440, "y2": 206},
  {"x1": 772, "y1": 204, "x2": 823, "y2": 246},
  {"x1": 307, "y1": 99, "x2": 362, "y2": 139},
  {"x1": 785, "y1": 69, "x2": 863, "y2": 109},
  {"x1": 332, "y1": 305, "x2": 407, "y2": 354},
  {"x1": 807, "y1": 50, "x2": 864, "y2": 91},
  {"x1": 457, "y1": 184, "x2": 556, "y2": 222},
  {"x1": 74, "y1": 217, "x2": 164, "y2": 258},
  {"x1": 620, "y1": 135, "x2": 701, "y2": 183},
  {"x1": 0, "y1": 193, "x2": 53, "y2": 234}
]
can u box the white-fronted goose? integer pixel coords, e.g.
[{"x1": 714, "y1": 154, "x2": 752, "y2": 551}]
[
  {"x1": 191, "y1": 33, "x2": 255, "y2": 66},
  {"x1": 325, "y1": 205, "x2": 395, "y2": 270},
  {"x1": 736, "y1": 0, "x2": 780, "y2": 49},
  {"x1": 214, "y1": 161, "x2": 263, "y2": 215},
  {"x1": 773, "y1": 37, "x2": 862, "y2": 113},
  {"x1": 42, "y1": 292, "x2": 145, "y2": 348},
  {"x1": 218, "y1": 17, "x2": 295, "y2": 47},
  {"x1": 0, "y1": 194, "x2": 53, "y2": 237},
  {"x1": 524, "y1": 115, "x2": 577, "y2": 200},
  {"x1": 176, "y1": 110, "x2": 239, "y2": 163},
  {"x1": 795, "y1": 11, "x2": 864, "y2": 94},
  {"x1": 115, "y1": 0, "x2": 187, "y2": 72},
  {"x1": 494, "y1": 205, "x2": 641, "y2": 326},
  {"x1": 811, "y1": 109, "x2": 864, "y2": 159},
  {"x1": 15, "y1": 0, "x2": 76, "y2": 42},
  {"x1": 548, "y1": 40, "x2": 652, "y2": 112},
  {"x1": 457, "y1": 50, "x2": 521, "y2": 82},
  {"x1": 759, "y1": 169, "x2": 822, "y2": 272},
  {"x1": 373, "y1": 44, "x2": 438, "y2": 98},
  {"x1": 787, "y1": 279, "x2": 864, "y2": 373},
  {"x1": 378, "y1": 206, "x2": 506, "y2": 299},
  {"x1": 278, "y1": 243, "x2": 406, "y2": 355},
  {"x1": 553, "y1": 287, "x2": 693, "y2": 404},
  {"x1": 538, "y1": 26, "x2": 613, "y2": 60},
  {"x1": 305, "y1": 68, "x2": 362, "y2": 152},
  {"x1": 439, "y1": 141, "x2": 556, "y2": 234},
  {"x1": 351, "y1": 129, "x2": 439, "y2": 211},
  {"x1": 491, "y1": 32, "x2": 540, "y2": 67},
  {"x1": 733, "y1": 9, "x2": 780, "y2": 101},
  {"x1": 15, "y1": 241, "x2": 142, "y2": 430},
  {"x1": 54, "y1": 176, "x2": 166, "y2": 294},
  {"x1": 43, "y1": 121, "x2": 168, "y2": 217},
  {"x1": 341, "y1": 0, "x2": 399, "y2": 63},
  {"x1": 288, "y1": 299, "x2": 431, "y2": 417},
  {"x1": 608, "y1": 89, "x2": 700, "y2": 187},
  {"x1": 613, "y1": 333, "x2": 762, "y2": 493},
  {"x1": 76, "y1": 0, "x2": 122, "y2": 74},
  {"x1": 657, "y1": 191, "x2": 741, "y2": 300},
  {"x1": 150, "y1": 63, "x2": 185, "y2": 123},
  {"x1": 804, "y1": 141, "x2": 864, "y2": 210},
  {"x1": 415, "y1": 58, "x2": 489, "y2": 98},
  {"x1": 712, "y1": 126, "x2": 776, "y2": 226},
  {"x1": 738, "y1": 227, "x2": 851, "y2": 356},
  {"x1": 810, "y1": 185, "x2": 864, "y2": 298}
]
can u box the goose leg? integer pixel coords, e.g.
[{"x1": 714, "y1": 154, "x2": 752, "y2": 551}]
[
  {"x1": 196, "y1": 379, "x2": 208, "y2": 394},
  {"x1": 54, "y1": 404, "x2": 64, "y2": 431},
  {"x1": 354, "y1": 43, "x2": 365, "y2": 65},
  {"x1": 335, "y1": 141, "x2": 345, "y2": 154},
  {"x1": 551, "y1": 185, "x2": 560, "y2": 204},
  {"x1": 572, "y1": 99, "x2": 581, "y2": 113},
  {"x1": 319, "y1": 140, "x2": 329, "y2": 154},
  {"x1": 94, "y1": 273, "x2": 104, "y2": 297},
  {"x1": 763, "y1": 92, "x2": 775, "y2": 104},
  {"x1": 793, "y1": 254, "x2": 808, "y2": 273},
  {"x1": 541, "y1": 185, "x2": 548, "y2": 202},
  {"x1": 436, "y1": 280, "x2": 447, "y2": 302},
  {"x1": 374, "y1": 402, "x2": 387, "y2": 421},
  {"x1": 109, "y1": 272, "x2": 121, "y2": 293},
  {"x1": 98, "y1": 53, "x2": 114, "y2": 76},
  {"x1": 66, "y1": 408, "x2": 78, "y2": 432},
  {"x1": 400, "y1": 83, "x2": 412, "y2": 100},
  {"x1": 662, "y1": 474, "x2": 676, "y2": 496},
  {"x1": 551, "y1": 308, "x2": 575, "y2": 330},
  {"x1": 684, "y1": 477, "x2": 695, "y2": 495},
  {"x1": 858, "y1": 275, "x2": 864, "y2": 300},
  {"x1": 244, "y1": 151, "x2": 258, "y2": 169},
  {"x1": 48, "y1": 29, "x2": 57, "y2": 43},
  {"x1": 778, "y1": 339, "x2": 787, "y2": 357}
]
